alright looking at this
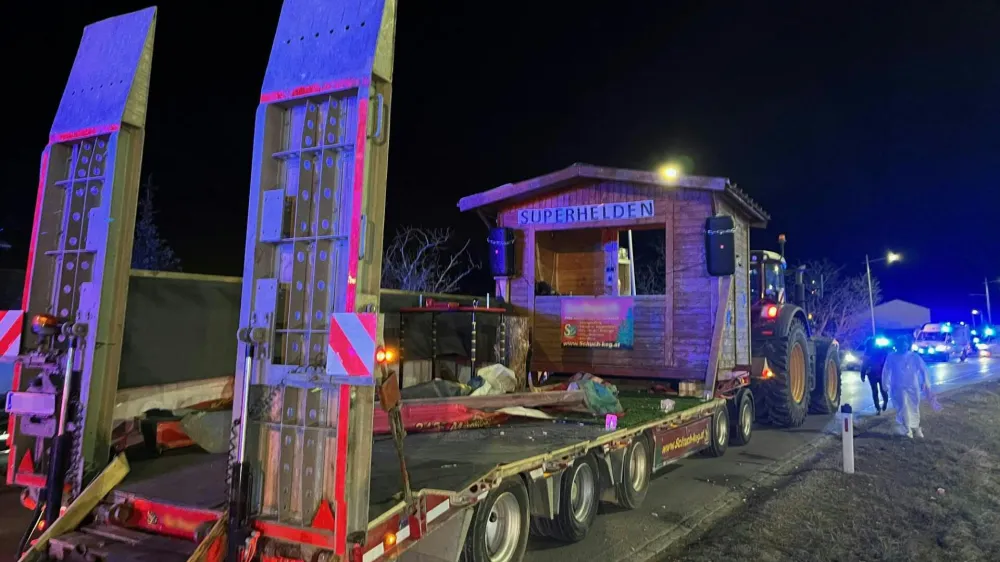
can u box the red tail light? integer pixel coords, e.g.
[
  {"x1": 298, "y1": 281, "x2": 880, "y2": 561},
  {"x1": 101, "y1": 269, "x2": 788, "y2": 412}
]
[{"x1": 765, "y1": 305, "x2": 779, "y2": 319}]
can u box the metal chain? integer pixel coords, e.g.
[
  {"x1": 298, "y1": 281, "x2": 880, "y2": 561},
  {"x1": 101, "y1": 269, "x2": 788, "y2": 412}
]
[{"x1": 67, "y1": 404, "x2": 85, "y2": 500}]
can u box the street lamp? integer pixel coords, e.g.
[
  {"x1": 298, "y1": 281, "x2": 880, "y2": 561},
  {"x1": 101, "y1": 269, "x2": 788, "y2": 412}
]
[
  {"x1": 972, "y1": 309, "x2": 980, "y2": 328},
  {"x1": 659, "y1": 165, "x2": 680, "y2": 180},
  {"x1": 865, "y1": 251, "x2": 903, "y2": 336}
]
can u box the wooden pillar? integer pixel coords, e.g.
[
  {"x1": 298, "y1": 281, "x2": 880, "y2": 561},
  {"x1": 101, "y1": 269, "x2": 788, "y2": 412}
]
[
  {"x1": 602, "y1": 229, "x2": 619, "y2": 296},
  {"x1": 664, "y1": 205, "x2": 675, "y2": 366}
]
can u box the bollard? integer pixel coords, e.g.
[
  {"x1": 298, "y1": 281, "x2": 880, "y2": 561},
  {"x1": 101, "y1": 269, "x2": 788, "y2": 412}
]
[{"x1": 840, "y1": 403, "x2": 855, "y2": 474}]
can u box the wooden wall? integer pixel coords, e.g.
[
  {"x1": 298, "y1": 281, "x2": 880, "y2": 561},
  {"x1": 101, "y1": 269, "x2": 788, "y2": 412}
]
[
  {"x1": 496, "y1": 180, "x2": 753, "y2": 381},
  {"x1": 534, "y1": 229, "x2": 604, "y2": 296},
  {"x1": 713, "y1": 196, "x2": 752, "y2": 369},
  {"x1": 533, "y1": 296, "x2": 667, "y2": 376}
]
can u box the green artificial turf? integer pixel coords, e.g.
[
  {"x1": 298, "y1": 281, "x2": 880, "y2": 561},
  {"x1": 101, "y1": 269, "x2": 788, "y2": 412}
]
[
  {"x1": 555, "y1": 391, "x2": 709, "y2": 428},
  {"x1": 615, "y1": 392, "x2": 707, "y2": 428}
]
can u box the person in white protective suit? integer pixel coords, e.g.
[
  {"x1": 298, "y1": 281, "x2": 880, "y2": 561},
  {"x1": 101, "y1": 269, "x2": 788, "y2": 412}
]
[{"x1": 882, "y1": 338, "x2": 935, "y2": 438}]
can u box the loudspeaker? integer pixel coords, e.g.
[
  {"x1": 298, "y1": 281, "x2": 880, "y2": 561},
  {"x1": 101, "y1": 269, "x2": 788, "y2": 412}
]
[
  {"x1": 705, "y1": 216, "x2": 736, "y2": 276},
  {"x1": 488, "y1": 227, "x2": 516, "y2": 276}
]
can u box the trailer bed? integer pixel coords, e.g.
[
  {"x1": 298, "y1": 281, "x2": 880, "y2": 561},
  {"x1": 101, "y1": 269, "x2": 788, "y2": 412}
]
[
  {"x1": 112, "y1": 394, "x2": 712, "y2": 522},
  {"x1": 116, "y1": 450, "x2": 228, "y2": 510}
]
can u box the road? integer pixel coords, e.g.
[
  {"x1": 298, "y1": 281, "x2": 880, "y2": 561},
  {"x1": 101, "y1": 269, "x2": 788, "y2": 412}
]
[
  {"x1": 0, "y1": 358, "x2": 997, "y2": 561},
  {"x1": 523, "y1": 357, "x2": 1000, "y2": 562}
]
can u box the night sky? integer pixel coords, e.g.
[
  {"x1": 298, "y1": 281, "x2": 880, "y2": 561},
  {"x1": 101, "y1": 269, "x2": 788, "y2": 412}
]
[{"x1": 1, "y1": 1, "x2": 998, "y2": 321}]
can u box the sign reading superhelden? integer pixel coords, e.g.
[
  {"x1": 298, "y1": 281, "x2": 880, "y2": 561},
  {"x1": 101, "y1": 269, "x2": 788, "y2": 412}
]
[{"x1": 517, "y1": 200, "x2": 655, "y2": 226}]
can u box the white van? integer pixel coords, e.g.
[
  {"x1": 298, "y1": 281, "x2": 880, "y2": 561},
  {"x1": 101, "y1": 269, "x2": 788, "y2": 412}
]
[{"x1": 912, "y1": 322, "x2": 972, "y2": 362}]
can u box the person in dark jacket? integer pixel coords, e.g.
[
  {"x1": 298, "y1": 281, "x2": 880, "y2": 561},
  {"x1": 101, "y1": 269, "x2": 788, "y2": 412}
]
[{"x1": 860, "y1": 337, "x2": 891, "y2": 414}]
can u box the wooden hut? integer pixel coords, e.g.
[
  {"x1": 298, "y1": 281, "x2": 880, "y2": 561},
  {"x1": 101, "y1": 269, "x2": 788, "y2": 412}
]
[{"x1": 458, "y1": 164, "x2": 770, "y2": 384}]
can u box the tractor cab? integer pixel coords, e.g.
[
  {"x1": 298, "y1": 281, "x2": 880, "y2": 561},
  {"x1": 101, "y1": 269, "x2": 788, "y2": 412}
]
[
  {"x1": 749, "y1": 236, "x2": 818, "y2": 337},
  {"x1": 749, "y1": 250, "x2": 794, "y2": 338},
  {"x1": 750, "y1": 250, "x2": 787, "y2": 311}
]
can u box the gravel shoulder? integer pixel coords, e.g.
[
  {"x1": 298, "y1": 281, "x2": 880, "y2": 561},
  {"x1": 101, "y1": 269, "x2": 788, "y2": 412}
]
[{"x1": 659, "y1": 380, "x2": 1000, "y2": 562}]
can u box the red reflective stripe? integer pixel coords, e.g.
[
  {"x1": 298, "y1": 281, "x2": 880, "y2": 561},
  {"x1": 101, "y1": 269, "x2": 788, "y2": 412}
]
[
  {"x1": 358, "y1": 313, "x2": 377, "y2": 340},
  {"x1": 328, "y1": 319, "x2": 368, "y2": 376},
  {"x1": 14, "y1": 473, "x2": 48, "y2": 488},
  {"x1": 0, "y1": 311, "x2": 22, "y2": 355},
  {"x1": 48, "y1": 124, "x2": 120, "y2": 143},
  {"x1": 259, "y1": 78, "x2": 365, "y2": 103},
  {"x1": 124, "y1": 497, "x2": 218, "y2": 540},
  {"x1": 333, "y1": 390, "x2": 351, "y2": 555},
  {"x1": 253, "y1": 520, "x2": 336, "y2": 549},
  {"x1": 344, "y1": 97, "x2": 368, "y2": 313}
]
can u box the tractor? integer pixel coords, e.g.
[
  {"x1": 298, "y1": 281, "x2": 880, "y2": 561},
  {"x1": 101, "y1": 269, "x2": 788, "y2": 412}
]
[{"x1": 749, "y1": 235, "x2": 842, "y2": 427}]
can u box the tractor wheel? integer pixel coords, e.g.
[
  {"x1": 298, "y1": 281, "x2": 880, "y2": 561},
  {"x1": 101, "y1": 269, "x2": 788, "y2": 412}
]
[
  {"x1": 761, "y1": 319, "x2": 811, "y2": 428},
  {"x1": 809, "y1": 340, "x2": 842, "y2": 414}
]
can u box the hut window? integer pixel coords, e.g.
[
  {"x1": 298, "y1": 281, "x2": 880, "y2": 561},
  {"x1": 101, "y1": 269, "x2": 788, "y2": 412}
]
[
  {"x1": 621, "y1": 228, "x2": 667, "y2": 296},
  {"x1": 534, "y1": 228, "x2": 607, "y2": 296}
]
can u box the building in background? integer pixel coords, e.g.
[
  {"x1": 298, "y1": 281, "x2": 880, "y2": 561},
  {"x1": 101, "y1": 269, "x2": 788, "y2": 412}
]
[{"x1": 854, "y1": 298, "x2": 932, "y2": 332}]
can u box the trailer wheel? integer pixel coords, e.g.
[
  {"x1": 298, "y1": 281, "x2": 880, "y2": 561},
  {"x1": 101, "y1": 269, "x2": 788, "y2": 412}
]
[
  {"x1": 760, "y1": 319, "x2": 811, "y2": 428},
  {"x1": 549, "y1": 454, "x2": 600, "y2": 543},
  {"x1": 615, "y1": 435, "x2": 652, "y2": 509},
  {"x1": 809, "y1": 340, "x2": 842, "y2": 414},
  {"x1": 729, "y1": 389, "x2": 754, "y2": 446},
  {"x1": 529, "y1": 516, "x2": 554, "y2": 538},
  {"x1": 703, "y1": 405, "x2": 730, "y2": 457},
  {"x1": 462, "y1": 478, "x2": 530, "y2": 562}
]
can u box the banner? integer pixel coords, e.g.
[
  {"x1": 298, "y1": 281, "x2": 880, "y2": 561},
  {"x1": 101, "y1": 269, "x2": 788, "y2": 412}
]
[{"x1": 560, "y1": 297, "x2": 634, "y2": 349}]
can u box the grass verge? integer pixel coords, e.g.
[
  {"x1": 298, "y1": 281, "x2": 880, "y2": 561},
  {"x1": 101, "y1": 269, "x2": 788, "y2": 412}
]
[{"x1": 659, "y1": 380, "x2": 1000, "y2": 562}]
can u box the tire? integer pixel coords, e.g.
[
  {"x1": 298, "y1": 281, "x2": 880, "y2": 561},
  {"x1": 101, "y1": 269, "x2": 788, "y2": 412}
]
[
  {"x1": 615, "y1": 435, "x2": 652, "y2": 509},
  {"x1": 760, "y1": 319, "x2": 811, "y2": 428},
  {"x1": 461, "y1": 477, "x2": 530, "y2": 562},
  {"x1": 529, "y1": 516, "x2": 554, "y2": 538},
  {"x1": 809, "y1": 339, "x2": 842, "y2": 414},
  {"x1": 728, "y1": 389, "x2": 754, "y2": 446},
  {"x1": 548, "y1": 455, "x2": 600, "y2": 543},
  {"x1": 703, "y1": 405, "x2": 730, "y2": 457}
]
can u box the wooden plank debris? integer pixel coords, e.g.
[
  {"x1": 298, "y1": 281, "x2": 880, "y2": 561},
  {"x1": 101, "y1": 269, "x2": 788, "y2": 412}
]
[{"x1": 396, "y1": 390, "x2": 585, "y2": 411}]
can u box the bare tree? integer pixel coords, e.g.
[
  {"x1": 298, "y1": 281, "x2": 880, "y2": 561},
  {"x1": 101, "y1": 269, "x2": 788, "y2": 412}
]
[
  {"x1": 799, "y1": 259, "x2": 881, "y2": 346},
  {"x1": 132, "y1": 175, "x2": 181, "y2": 272},
  {"x1": 634, "y1": 238, "x2": 666, "y2": 295},
  {"x1": 381, "y1": 226, "x2": 479, "y2": 293}
]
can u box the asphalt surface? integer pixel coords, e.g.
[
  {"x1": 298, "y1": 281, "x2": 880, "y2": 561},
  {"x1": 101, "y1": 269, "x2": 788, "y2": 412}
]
[
  {"x1": 524, "y1": 357, "x2": 1000, "y2": 562},
  {"x1": 0, "y1": 358, "x2": 997, "y2": 561}
]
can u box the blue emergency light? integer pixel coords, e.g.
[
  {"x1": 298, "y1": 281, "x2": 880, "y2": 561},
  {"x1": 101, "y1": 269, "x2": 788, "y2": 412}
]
[{"x1": 874, "y1": 336, "x2": 891, "y2": 347}]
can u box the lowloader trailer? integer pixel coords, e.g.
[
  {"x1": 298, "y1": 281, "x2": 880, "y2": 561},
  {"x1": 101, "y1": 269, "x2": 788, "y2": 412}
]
[{"x1": 3, "y1": 3, "x2": 770, "y2": 562}]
